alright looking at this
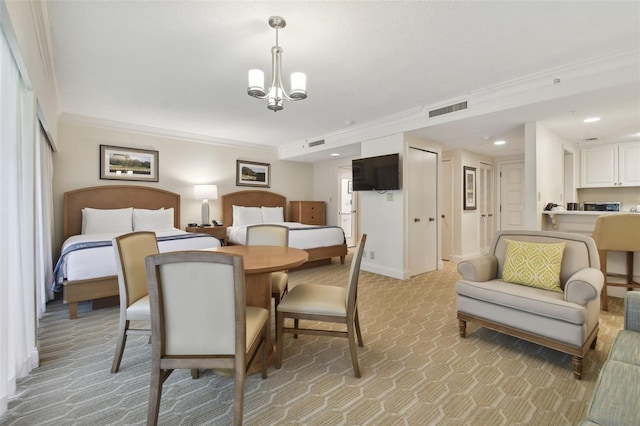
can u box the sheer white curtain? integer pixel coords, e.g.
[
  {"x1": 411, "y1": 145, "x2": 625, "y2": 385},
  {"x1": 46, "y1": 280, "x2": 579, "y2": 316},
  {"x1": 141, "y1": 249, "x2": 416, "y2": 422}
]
[
  {"x1": 36, "y1": 122, "x2": 55, "y2": 311},
  {"x1": 0, "y1": 24, "x2": 38, "y2": 416}
]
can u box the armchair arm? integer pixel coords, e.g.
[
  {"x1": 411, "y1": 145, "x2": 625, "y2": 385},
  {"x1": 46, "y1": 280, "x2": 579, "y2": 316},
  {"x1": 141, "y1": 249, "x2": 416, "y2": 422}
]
[
  {"x1": 624, "y1": 291, "x2": 640, "y2": 332},
  {"x1": 563, "y1": 267, "x2": 603, "y2": 306},
  {"x1": 457, "y1": 255, "x2": 498, "y2": 282}
]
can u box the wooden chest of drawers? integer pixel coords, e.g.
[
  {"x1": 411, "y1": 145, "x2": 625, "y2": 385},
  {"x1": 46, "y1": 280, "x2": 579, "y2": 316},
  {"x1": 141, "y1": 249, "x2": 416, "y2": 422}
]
[{"x1": 289, "y1": 201, "x2": 325, "y2": 225}]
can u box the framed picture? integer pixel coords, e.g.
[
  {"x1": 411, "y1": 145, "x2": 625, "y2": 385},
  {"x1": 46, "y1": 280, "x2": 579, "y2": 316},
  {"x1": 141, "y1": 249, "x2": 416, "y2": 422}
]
[
  {"x1": 236, "y1": 160, "x2": 271, "y2": 188},
  {"x1": 463, "y1": 166, "x2": 477, "y2": 210},
  {"x1": 100, "y1": 145, "x2": 159, "y2": 182}
]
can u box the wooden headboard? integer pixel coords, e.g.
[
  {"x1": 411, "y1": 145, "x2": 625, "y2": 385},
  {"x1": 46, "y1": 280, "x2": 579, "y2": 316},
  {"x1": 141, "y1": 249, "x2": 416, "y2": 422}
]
[
  {"x1": 221, "y1": 190, "x2": 286, "y2": 226},
  {"x1": 63, "y1": 185, "x2": 181, "y2": 239}
]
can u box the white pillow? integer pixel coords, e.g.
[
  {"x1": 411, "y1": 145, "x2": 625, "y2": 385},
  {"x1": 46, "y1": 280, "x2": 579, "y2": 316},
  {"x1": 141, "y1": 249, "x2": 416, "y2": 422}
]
[
  {"x1": 82, "y1": 207, "x2": 133, "y2": 235},
  {"x1": 133, "y1": 208, "x2": 174, "y2": 231},
  {"x1": 262, "y1": 206, "x2": 284, "y2": 223},
  {"x1": 233, "y1": 206, "x2": 263, "y2": 226}
]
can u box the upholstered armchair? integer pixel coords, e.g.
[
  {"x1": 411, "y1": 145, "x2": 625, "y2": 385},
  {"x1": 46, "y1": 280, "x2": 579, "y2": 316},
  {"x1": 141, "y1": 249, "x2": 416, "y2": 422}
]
[{"x1": 456, "y1": 230, "x2": 604, "y2": 379}]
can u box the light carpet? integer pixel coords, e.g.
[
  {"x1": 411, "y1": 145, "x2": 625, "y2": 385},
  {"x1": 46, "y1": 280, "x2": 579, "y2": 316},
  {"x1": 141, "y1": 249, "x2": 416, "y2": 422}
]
[{"x1": 1, "y1": 253, "x2": 624, "y2": 425}]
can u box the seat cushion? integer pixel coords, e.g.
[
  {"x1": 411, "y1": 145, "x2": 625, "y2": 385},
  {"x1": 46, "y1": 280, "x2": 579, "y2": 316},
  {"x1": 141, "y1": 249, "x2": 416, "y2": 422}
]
[
  {"x1": 456, "y1": 279, "x2": 586, "y2": 325},
  {"x1": 608, "y1": 330, "x2": 640, "y2": 367},
  {"x1": 271, "y1": 272, "x2": 288, "y2": 297},
  {"x1": 277, "y1": 284, "x2": 347, "y2": 317},
  {"x1": 246, "y1": 306, "x2": 269, "y2": 350},
  {"x1": 126, "y1": 294, "x2": 150, "y2": 320},
  {"x1": 586, "y1": 360, "x2": 640, "y2": 425}
]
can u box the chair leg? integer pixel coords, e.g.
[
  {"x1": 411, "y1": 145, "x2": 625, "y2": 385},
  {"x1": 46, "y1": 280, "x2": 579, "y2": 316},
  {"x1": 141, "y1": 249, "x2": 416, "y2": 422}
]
[
  {"x1": 276, "y1": 311, "x2": 284, "y2": 369},
  {"x1": 111, "y1": 319, "x2": 129, "y2": 373},
  {"x1": 354, "y1": 308, "x2": 364, "y2": 347},
  {"x1": 293, "y1": 319, "x2": 299, "y2": 339},
  {"x1": 261, "y1": 327, "x2": 268, "y2": 379},
  {"x1": 458, "y1": 319, "x2": 467, "y2": 338},
  {"x1": 571, "y1": 356, "x2": 583, "y2": 380},
  {"x1": 234, "y1": 363, "x2": 246, "y2": 426},
  {"x1": 346, "y1": 319, "x2": 361, "y2": 378},
  {"x1": 599, "y1": 250, "x2": 609, "y2": 311},
  {"x1": 147, "y1": 366, "x2": 163, "y2": 426}
]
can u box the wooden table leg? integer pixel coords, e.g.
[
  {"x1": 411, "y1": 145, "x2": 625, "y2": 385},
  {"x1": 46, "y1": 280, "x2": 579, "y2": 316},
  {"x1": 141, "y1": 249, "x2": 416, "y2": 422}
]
[{"x1": 245, "y1": 272, "x2": 275, "y2": 374}]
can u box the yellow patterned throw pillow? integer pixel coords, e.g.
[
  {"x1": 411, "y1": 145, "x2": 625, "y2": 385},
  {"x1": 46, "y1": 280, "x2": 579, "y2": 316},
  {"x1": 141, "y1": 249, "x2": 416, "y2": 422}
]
[{"x1": 502, "y1": 239, "x2": 566, "y2": 292}]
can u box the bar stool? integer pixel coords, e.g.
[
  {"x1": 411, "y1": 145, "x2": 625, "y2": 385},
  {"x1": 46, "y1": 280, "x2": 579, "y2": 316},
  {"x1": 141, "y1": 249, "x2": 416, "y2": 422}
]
[{"x1": 591, "y1": 214, "x2": 640, "y2": 311}]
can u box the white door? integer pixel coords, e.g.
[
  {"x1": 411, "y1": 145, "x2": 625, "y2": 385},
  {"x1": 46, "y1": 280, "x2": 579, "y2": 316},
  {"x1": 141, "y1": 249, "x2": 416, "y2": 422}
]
[
  {"x1": 338, "y1": 166, "x2": 357, "y2": 247},
  {"x1": 478, "y1": 162, "x2": 494, "y2": 254},
  {"x1": 440, "y1": 159, "x2": 453, "y2": 261},
  {"x1": 499, "y1": 162, "x2": 526, "y2": 230},
  {"x1": 408, "y1": 147, "x2": 438, "y2": 276}
]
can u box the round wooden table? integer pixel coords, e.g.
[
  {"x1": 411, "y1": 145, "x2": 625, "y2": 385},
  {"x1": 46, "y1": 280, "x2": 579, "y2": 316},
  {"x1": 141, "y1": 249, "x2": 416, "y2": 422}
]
[{"x1": 206, "y1": 245, "x2": 308, "y2": 373}]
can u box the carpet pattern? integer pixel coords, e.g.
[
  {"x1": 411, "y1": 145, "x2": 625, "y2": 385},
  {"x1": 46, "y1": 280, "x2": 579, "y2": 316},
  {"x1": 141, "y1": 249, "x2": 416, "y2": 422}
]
[{"x1": 1, "y1": 253, "x2": 624, "y2": 425}]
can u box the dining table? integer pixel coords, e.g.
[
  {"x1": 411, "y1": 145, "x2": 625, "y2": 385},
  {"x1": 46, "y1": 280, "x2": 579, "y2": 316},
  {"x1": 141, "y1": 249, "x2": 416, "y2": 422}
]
[{"x1": 206, "y1": 245, "x2": 308, "y2": 373}]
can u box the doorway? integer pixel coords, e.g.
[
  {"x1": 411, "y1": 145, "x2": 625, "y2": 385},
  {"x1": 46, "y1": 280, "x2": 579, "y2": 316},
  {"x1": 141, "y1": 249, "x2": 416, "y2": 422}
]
[
  {"x1": 499, "y1": 161, "x2": 526, "y2": 230},
  {"x1": 440, "y1": 158, "x2": 453, "y2": 261},
  {"x1": 407, "y1": 147, "x2": 438, "y2": 276},
  {"x1": 338, "y1": 166, "x2": 358, "y2": 247},
  {"x1": 478, "y1": 162, "x2": 494, "y2": 254}
]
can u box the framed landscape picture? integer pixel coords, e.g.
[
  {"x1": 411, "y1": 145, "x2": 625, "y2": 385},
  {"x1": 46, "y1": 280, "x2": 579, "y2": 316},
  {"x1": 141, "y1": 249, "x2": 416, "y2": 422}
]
[
  {"x1": 100, "y1": 145, "x2": 159, "y2": 182},
  {"x1": 236, "y1": 160, "x2": 271, "y2": 188},
  {"x1": 463, "y1": 166, "x2": 476, "y2": 210}
]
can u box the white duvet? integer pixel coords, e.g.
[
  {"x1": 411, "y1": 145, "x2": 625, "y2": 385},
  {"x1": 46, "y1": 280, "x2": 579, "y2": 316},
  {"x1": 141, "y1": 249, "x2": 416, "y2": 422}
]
[
  {"x1": 57, "y1": 229, "x2": 221, "y2": 283},
  {"x1": 226, "y1": 222, "x2": 345, "y2": 249}
]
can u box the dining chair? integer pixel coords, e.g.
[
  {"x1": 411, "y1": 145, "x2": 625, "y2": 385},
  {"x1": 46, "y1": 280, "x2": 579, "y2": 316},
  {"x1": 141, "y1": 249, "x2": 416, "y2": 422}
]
[
  {"x1": 111, "y1": 231, "x2": 159, "y2": 373},
  {"x1": 246, "y1": 224, "x2": 290, "y2": 309},
  {"x1": 592, "y1": 214, "x2": 640, "y2": 311},
  {"x1": 276, "y1": 234, "x2": 367, "y2": 377},
  {"x1": 145, "y1": 250, "x2": 268, "y2": 426}
]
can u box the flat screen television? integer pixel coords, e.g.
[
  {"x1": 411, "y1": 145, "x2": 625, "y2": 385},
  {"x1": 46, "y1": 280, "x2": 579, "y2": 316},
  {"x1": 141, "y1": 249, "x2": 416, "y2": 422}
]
[{"x1": 352, "y1": 153, "x2": 400, "y2": 191}]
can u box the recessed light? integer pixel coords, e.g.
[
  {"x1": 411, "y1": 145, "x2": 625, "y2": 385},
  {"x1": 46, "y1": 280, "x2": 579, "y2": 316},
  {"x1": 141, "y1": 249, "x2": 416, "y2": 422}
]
[
  {"x1": 494, "y1": 140, "x2": 506, "y2": 145},
  {"x1": 330, "y1": 153, "x2": 341, "y2": 157},
  {"x1": 584, "y1": 117, "x2": 600, "y2": 123}
]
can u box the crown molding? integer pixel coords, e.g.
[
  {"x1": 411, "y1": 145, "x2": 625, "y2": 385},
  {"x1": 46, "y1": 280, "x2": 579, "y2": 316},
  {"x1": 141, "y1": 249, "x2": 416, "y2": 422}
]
[{"x1": 59, "y1": 112, "x2": 276, "y2": 153}]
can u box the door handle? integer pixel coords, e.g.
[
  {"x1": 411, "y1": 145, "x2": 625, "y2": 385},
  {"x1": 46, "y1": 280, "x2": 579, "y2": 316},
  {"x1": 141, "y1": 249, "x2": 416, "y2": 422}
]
[
  {"x1": 441, "y1": 214, "x2": 445, "y2": 218},
  {"x1": 481, "y1": 214, "x2": 486, "y2": 218},
  {"x1": 429, "y1": 217, "x2": 435, "y2": 222},
  {"x1": 414, "y1": 218, "x2": 421, "y2": 222},
  {"x1": 488, "y1": 213, "x2": 493, "y2": 217}
]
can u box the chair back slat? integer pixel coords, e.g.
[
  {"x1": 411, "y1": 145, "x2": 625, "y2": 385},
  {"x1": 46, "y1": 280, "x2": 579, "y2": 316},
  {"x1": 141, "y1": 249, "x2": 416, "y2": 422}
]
[
  {"x1": 159, "y1": 261, "x2": 236, "y2": 355},
  {"x1": 347, "y1": 234, "x2": 367, "y2": 307},
  {"x1": 114, "y1": 231, "x2": 159, "y2": 307},
  {"x1": 246, "y1": 224, "x2": 289, "y2": 247}
]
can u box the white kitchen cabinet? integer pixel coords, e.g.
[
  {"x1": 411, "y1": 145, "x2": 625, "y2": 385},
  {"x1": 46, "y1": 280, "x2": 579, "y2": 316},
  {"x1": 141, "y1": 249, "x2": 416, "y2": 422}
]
[{"x1": 580, "y1": 141, "x2": 640, "y2": 187}]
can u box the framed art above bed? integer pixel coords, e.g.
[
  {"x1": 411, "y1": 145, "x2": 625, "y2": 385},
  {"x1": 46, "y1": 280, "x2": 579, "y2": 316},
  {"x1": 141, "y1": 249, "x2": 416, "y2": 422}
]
[{"x1": 100, "y1": 145, "x2": 159, "y2": 182}]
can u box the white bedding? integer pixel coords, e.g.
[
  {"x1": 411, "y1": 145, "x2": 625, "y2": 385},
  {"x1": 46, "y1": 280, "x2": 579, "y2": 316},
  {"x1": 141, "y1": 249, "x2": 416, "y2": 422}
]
[
  {"x1": 57, "y1": 229, "x2": 221, "y2": 284},
  {"x1": 226, "y1": 222, "x2": 345, "y2": 249}
]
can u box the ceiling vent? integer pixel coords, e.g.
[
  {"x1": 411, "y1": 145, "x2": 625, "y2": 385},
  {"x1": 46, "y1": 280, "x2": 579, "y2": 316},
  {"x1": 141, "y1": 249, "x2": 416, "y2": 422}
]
[
  {"x1": 308, "y1": 139, "x2": 325, "y2": 148},
  {"x1": 428, "y1": 101, "x2": 468, "y2": 118},
  {"x1": 584, "y1": 137, "x2": 601, "y2": 142}
]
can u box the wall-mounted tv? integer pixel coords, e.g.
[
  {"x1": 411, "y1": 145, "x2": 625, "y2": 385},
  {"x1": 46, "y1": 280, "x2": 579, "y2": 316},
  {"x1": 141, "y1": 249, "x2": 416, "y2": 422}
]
[{"x1": 352, "y1": 153, "x2": 400, "y2": 191}]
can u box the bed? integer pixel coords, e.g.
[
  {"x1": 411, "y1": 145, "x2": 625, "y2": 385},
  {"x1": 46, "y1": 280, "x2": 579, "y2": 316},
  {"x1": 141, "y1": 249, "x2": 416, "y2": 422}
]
[
  {"x1": 57, "y1": 185, "x2": 221, "y2": 319},
  {"x1": 221, "y1": 190, "x2": 347, "y2": 269}
]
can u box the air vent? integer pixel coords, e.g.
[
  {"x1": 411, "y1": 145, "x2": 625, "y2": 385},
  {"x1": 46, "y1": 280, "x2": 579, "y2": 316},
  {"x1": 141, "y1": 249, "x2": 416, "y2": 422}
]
[
  {"x1": 308, "y1": 139, "x2": 325, "y2": 147},
  {"x1": 584, "y1": 137, "x2": 601, "y2": 142},
  {"x1": 428, "y1": 101, "x2": 468, "y2": 118}
]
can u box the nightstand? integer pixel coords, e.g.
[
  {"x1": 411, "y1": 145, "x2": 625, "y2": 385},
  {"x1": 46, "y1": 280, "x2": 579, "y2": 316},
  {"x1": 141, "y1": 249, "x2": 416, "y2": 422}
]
[{"x1": 185, "y1": 226, "x2": 227, "y2": 245}]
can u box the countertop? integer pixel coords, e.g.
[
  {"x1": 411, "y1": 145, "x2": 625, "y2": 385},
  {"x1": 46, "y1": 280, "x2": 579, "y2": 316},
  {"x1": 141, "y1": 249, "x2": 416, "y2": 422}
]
[{"x1": 542, "y1": 210, "x2": 639, "y2": 215}]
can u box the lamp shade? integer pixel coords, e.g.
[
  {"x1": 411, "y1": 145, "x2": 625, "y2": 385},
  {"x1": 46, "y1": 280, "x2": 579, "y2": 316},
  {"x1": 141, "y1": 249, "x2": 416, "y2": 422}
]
[{"x1": 193, "y1": 184, "x2": 218, "y2": 201}]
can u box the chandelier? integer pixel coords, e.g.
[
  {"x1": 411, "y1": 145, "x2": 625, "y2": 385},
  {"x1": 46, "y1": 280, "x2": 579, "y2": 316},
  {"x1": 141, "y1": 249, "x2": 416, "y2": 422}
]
[{"x1": 247, "y1": 16, "x2": 307, "y2": 112}]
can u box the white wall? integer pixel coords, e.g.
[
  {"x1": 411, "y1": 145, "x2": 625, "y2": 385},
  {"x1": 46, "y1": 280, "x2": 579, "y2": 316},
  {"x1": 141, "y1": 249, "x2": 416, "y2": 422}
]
[
  {"x1": 529, "y1": 123, "x2": 575, "y2": 230},
  {"x1": 358, "y1": 134, "x2": 405, "y2": 278},
  {"x1": 53, "y1": 121, "x2": 314, "y2": 251}
]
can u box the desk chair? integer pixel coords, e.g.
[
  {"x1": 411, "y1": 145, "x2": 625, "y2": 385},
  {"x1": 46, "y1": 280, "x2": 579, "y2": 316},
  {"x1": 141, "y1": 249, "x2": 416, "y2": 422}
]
[
  {"x1": 592, "y1": 214, "x2": 640, "y2": 311},
  {"x1": 111, "y1": 231, "x2": 158, "y2": 373},
  {"x1": 145, "y1": 251, "x2": 268, "y2": 426},
  {"x1": 276, "y1": 234, "x2": 367, "y2": 377}
]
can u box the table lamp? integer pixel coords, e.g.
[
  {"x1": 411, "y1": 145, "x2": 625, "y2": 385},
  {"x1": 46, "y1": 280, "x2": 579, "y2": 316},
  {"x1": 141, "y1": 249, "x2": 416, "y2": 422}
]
[{"x1": 193, "y1": 184, "x2": 218, "y2": 226}]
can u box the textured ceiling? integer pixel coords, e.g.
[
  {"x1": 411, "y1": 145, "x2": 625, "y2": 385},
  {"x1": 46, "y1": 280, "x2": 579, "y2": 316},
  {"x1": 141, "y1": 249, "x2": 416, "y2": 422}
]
[{"x1": 46, "y1": 1, "x2": 640, "y2": 161}]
